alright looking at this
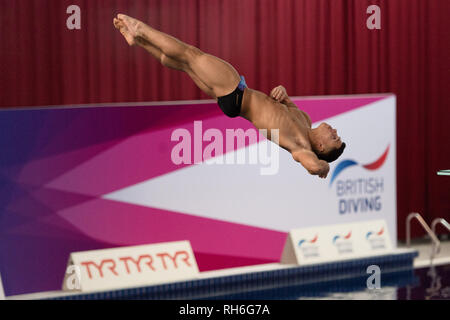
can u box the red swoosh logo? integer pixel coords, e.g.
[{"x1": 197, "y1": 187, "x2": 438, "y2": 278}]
[
  {"x1": 377, "y1": 227, "x2": 384, "y2": 236},
  {"x1": 344, "y1": 231, "x2": 352, "y2": 239},
  {"x1": 363, "y1": 145, "x2": 390, "y2": 170}
]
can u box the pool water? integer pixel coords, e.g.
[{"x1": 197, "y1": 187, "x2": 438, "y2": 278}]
[
  {"x1": 397, "y1": 263, "x2": 450, "y2": 300},
  {"x1": 205, "y1": 263, "x2": 450, "y2": 300}
]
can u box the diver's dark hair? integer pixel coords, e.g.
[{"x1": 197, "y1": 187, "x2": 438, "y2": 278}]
[{"x1": 317, "y1": 143, "x2": 346, "y2": 163}]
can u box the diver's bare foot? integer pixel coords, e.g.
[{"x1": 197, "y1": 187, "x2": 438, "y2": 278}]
[
  {"x1": 117, "y1": 14, "x2": 143, "y2": 38},
  {"x1": 113, "y1": 17, "x2": 136, "y2": 46}
]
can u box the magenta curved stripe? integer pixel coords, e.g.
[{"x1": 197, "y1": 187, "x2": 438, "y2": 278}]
[
  {"x1": 10, "y1": 96, "x2": 389, "y2": 198},
  {"x1": 56, "y1": 198, "x2": 287, "y2": 261}
]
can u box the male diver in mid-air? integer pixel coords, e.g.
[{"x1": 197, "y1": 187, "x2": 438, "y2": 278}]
[{"x1": 113, "y1": 14, "x2": 345, "y2": 179}]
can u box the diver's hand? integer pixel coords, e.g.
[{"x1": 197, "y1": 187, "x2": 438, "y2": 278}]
[
  {"x1": 270, "y1": 85, "x2": 288, "y2": 102},
  {"x1": 317, "y1": 161, "x2": 330, "y2": 179}
]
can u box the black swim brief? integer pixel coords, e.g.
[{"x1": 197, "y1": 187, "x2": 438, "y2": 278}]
[{"x1": 217, "y1": 75, "x2": 247, "y2": 118}]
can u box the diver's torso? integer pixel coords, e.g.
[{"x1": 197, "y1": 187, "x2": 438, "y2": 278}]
[{"x1": 241, "y1": 88, "x2": 312, "y2": 153}]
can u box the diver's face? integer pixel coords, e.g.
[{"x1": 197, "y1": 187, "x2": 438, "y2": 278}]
[{"x1": 318, "y1": 123, "x2": 343, "y2": 152}]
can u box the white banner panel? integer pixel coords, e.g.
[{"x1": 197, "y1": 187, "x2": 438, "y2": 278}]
[
  {"x1": 281, "y1": 219, "x2": 393, "y2": 265},
  {"x1": 63, "y1": 241, "x2": 199, "y2": 293}
]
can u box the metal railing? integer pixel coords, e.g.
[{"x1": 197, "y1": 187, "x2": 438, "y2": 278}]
[
  {"x1": 431, "y1": 218, "x2": 450, "y2": 235},
  {"x1": 406, "y1": 213, "x2": 441, "y2": 260},
  {"x1": 0, "y1": 272, "x2": 5, "y2": 300}
]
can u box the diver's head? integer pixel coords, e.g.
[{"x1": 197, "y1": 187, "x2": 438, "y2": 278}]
[{"x1": 311, "y1": 123, "x2": 346, "y2": 163}]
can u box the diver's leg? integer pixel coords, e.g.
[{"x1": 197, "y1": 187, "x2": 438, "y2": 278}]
[
  {"x1": 116, "y1": 14, "x2": 241, "y2": 97},
  {"x1": 114, "y1": 18, "x2": 216, "y2": 98}
]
